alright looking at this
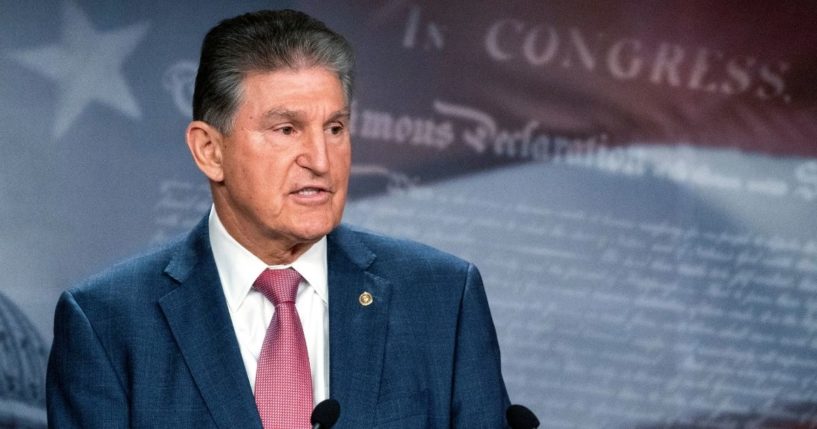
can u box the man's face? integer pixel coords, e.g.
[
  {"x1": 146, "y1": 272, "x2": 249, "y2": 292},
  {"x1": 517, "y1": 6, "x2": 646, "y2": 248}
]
[{"x1": 213, "y1": 67, "x2": 351, "y2": 256}]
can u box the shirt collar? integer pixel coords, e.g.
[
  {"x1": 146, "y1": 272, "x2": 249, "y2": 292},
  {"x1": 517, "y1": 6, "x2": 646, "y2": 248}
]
[{"x1": 208, "y1": 206, "x2": 329, "y2": 313}]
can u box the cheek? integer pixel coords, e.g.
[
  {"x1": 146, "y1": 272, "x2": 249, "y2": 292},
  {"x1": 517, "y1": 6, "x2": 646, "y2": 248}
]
[
  {"x1": 233, "y1": 164, "x2": 284, "y2": 209},
  {"x1": 332, "y1": 145, "x2": 352, "y2": 174}
]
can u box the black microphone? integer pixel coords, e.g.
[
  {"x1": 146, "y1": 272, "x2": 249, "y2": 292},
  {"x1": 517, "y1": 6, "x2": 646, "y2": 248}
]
[
  {"x1": 506, "y1": 404, "x2": 540, "y2": 429},
  {"x1": 311, "y1": 398, "x2": 340, "y2": 429}
]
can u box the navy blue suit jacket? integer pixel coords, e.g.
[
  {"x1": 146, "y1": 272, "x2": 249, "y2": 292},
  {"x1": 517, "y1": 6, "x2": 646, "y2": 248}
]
[{"x1": 46, "y1": 216, "x2": 509, "y2": 428}]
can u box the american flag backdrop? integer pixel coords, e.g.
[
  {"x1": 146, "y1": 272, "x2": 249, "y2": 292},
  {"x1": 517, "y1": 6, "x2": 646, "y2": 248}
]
[{"x1": 1, "y1": 1, "x2": 817, "y2": 427}]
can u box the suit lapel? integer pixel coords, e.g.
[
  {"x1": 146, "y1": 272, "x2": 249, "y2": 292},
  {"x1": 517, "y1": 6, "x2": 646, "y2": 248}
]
[
  {"x1": 158, "y1": 217, "x2": 262, "y2": 429},
  {"x1": 328, "y1": 226, "x2": 391, "y2": 426}
]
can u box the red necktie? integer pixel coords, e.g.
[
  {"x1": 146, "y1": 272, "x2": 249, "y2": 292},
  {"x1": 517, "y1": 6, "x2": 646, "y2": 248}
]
[{"x1": 253, "y1": 268, "x2": 313, "y2": 429}]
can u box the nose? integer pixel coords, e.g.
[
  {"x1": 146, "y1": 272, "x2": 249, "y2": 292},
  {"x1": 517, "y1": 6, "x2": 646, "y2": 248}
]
[{"x1": 296, "y1": 128, "x2": 330, "y2": 175}]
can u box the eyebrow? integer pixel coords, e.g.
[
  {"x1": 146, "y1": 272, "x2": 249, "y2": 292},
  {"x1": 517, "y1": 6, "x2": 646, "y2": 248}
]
[
  {"x1": 262, "y1": 108, "x2": 302, "y2": 122},
  {"x1": 328, "y1": 109, "x2": 351, "y2": 123},
  {"x1": 262, "y1": 108, "x2": 351, "y2": 123}
]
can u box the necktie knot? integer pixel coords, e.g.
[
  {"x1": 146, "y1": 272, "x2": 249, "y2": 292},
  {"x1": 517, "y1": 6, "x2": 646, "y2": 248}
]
[{"x1": 254, "y1": 268, "x2": 301, "y2": 306}]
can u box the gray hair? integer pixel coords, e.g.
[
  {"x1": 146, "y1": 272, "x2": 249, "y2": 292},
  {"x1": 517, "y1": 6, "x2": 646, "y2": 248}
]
[{"x1": 192, "y1": 9, "x2": 355, "y2": 134}]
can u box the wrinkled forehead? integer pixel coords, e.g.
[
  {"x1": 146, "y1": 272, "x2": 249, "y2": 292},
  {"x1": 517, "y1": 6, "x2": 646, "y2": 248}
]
[
  {"x1": 234, "y1": 67, "x2": 349, "y2": 120},
  {"x1": 238, "y1": 64, "x2": 349, "y2": 104}
]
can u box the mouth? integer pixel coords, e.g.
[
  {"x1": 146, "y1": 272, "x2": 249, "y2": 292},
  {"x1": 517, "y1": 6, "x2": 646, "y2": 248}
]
[
  {"x1": 292, "y1": 186, "x2": 331, "y2": 195},
  {"x1": 289, "y1": 185, "x2": 333, "y2": 204}
]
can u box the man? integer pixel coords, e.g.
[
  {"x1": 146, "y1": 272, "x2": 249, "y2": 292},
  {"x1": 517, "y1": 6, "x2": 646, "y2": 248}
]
[{"x1": 46, "y1": 9, "x2": 509, "y2": 428}]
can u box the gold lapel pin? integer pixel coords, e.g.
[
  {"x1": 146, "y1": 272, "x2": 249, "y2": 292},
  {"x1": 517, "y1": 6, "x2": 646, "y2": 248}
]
[{"x1": 358, "y1": 291, "x2": 373, "y2": 306}]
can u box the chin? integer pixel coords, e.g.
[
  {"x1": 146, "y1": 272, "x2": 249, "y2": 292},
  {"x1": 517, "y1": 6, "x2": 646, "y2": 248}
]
[{"x1": 290, "y1": 219, "x2": 339, "y2": 242}]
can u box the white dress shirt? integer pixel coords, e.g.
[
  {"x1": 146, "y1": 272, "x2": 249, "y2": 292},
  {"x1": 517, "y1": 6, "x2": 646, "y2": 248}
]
[{"x1": 208, "y1": 207, "x2": 329, "y2": 404}]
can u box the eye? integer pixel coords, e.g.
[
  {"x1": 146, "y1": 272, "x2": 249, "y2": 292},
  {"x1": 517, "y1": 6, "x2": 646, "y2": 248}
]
[
  {"x1": 276, "y1": 125, "x2": 296, "y2": 136},
  {"x1": 327, "y1": 124, "x2": 345, "y2": 136}
]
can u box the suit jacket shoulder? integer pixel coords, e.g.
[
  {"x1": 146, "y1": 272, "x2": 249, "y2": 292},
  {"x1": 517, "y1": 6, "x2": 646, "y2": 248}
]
[
  {"x1": 330, "y1": 223, "x2": 471, "y2": 276},
  {"x1": 69, "y1": 237, "x2": 180, "y2": 311},
  {"x1": 326, "y1": 224, "x2": 509, "y2": 428},
  {"x1": 47, "y1": 216, "x2": 261, "y2": 429}
]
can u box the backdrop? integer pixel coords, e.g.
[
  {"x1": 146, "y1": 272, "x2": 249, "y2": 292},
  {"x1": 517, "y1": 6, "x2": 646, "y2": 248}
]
[{"x1": 1, "y1": 1, "x2": 816, "y2": 427}]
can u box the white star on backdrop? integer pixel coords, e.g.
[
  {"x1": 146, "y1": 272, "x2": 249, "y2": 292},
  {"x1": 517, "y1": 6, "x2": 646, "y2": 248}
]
[{"x1": 9, "y1": 1, "x2": 149, "y2": 139}]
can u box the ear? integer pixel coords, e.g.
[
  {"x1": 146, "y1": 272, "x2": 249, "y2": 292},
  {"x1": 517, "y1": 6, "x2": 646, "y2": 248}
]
[{"x1": 186, "y1": 120, "x2": 225, "y2": 182}]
